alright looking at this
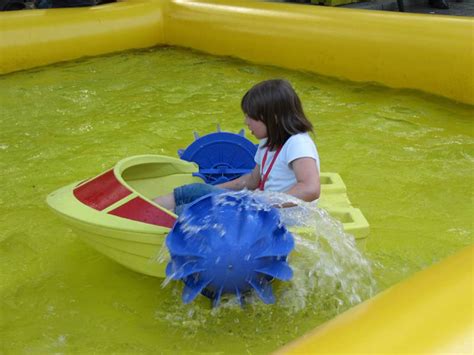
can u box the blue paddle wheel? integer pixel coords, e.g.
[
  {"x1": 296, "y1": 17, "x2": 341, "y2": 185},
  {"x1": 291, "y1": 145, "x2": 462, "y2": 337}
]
[
  {"x1": 168, "y1": 128, "x2": 294, "y2": 306},
  {"x1": 178, "y1": 126, "x2": 257, "y2": 185},
  {"x1": 165, "y1": 192, "x2": 294, "y2": 306}
]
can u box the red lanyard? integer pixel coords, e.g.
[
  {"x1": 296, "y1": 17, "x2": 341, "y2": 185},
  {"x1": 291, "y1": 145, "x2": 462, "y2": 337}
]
[{"x1": 258, "y1": 146, "x2": 282, "y2": 191}]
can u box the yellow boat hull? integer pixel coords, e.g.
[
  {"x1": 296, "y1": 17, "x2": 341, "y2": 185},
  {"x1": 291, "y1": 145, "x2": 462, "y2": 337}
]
[{"x1": 47, "y1": 154, "x2": 369, "y2": 278}]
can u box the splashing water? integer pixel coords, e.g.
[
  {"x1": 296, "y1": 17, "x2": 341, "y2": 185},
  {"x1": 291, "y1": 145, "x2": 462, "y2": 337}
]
[
  {"x1": 156, "y1": 190, "x2": 376, "y2": 330},
  {"x1": 270, "y1": 192, "x2": 377, "y2": 314}
]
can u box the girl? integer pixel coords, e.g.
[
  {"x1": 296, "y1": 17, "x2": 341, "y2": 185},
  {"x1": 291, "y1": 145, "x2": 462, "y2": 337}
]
[{"x1": 154, "y1": 79, "x2": 320, "y2": 214}]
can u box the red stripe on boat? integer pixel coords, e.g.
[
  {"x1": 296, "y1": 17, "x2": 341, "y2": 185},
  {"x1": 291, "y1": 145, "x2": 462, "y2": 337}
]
[
  {"x1": 73, "y1": 169, "x2": 131, "y2": 211},
  {"x1": 108, "y1": 197, "x2": 177, "y2": 228}
]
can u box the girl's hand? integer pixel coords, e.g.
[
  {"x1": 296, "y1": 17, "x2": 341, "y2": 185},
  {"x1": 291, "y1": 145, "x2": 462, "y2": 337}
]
[
  {"x1": 216, "y1": 164, "x2": 261, "y2": 191},
  {"x1": 271, "y1": 201, "x2": 298, "y2": 209}
]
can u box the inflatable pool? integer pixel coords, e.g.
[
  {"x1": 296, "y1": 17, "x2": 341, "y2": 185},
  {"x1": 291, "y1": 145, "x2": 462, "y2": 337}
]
[{"x1": 1, "y1": 0, "x2": 472, "y2": 353}]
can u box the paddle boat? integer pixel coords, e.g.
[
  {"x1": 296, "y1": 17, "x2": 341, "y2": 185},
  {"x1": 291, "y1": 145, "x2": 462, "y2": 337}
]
[{"x1": 46, "y1": 130, "x2": 369, "y2": 278}]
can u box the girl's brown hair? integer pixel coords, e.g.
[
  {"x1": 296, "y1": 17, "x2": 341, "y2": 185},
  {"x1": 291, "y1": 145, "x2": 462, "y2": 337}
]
[{"x1": 241, "y1": 79, "x2": 313, "y2": 150}]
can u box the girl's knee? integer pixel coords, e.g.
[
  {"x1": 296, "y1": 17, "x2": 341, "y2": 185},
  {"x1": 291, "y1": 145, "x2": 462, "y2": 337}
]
[
  {"x1": 173, "y1": 183, "x2": 227, "y2": 214},
  {"x1": 173, "y1": 183, "x2": 216, "y2": 206}
]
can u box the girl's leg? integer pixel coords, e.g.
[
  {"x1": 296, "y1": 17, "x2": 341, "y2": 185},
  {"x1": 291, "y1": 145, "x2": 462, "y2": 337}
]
[{"x1": 154, "y1": 183, "x2": 225, "y2": 215}]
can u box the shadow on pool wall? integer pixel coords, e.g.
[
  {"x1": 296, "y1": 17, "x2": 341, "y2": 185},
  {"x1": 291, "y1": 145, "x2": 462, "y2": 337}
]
[{"x1": 1, "y1": 0, "x2": 472, "y2": 353}]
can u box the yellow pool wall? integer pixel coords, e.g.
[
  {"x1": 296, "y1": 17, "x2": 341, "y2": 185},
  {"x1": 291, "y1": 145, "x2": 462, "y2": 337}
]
[
  {"x1": 0, "y1": 0, "x2": 163, "y2": 74},
  {"x1": 277, "y1": 245, "x2": 473, "y2": 354},
  {"x1": 1, "y1": 0, "x2": 473, "y2": 104}
]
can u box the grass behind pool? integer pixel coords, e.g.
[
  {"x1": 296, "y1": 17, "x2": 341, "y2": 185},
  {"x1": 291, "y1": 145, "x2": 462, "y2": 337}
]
[{"x1": 0, "y1": 46, "x2": 472, "y2": 353}]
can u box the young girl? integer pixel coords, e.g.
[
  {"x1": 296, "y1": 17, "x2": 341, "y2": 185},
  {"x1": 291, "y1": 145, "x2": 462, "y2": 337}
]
[{"x1": 154, "y1": 79, "x2": 320, "y2": 214}]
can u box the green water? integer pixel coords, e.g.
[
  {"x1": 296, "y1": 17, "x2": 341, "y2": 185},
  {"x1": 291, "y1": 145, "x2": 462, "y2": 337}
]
[{"x1": 1, "y1": 47, "x2": 472, "y2": 353}]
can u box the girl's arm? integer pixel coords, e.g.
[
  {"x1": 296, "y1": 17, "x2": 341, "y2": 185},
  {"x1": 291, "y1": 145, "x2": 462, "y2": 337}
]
[
  {"x1": 285, "y1": 157, "x2": 320, "y2": 202},
  {"x1": 216, "y1": 164, "x2": 261, "y2": 191}
]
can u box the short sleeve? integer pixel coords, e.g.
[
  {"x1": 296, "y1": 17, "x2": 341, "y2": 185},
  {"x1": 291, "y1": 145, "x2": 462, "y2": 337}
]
[{"x1": 284, "y1": 134, "x2": 320, "y2": 171}]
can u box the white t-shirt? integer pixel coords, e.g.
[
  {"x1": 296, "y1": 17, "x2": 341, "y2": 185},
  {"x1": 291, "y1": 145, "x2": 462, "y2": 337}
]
[{"x1": 254, "y1": 133, "x2": 320, "y2": 192}]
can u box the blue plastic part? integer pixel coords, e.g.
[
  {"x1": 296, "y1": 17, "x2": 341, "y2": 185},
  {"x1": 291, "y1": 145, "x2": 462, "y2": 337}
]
[
  {"x1": 178, "y1": 131, "x2": 257, "y2": 185},
  {"x1": 165, "y1": 192, "x2": 295, "y2": 306}
]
